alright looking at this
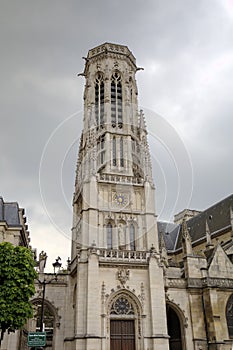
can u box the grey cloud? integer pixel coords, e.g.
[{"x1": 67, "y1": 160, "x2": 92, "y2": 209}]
[{"x1": 1, "y1": 0, "x2": 232, "y2": 268}]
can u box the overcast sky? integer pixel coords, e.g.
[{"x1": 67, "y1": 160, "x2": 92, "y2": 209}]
[{"x1": 1, "y1": 0, "x2": 233, "y2": 270}]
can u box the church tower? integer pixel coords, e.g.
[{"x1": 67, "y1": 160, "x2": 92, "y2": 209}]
[{"x1": 70, "y1": 43, "x2": 169, "y2": 350}]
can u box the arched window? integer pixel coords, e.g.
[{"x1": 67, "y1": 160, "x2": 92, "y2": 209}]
[
  {"x1": 111, "y1": 72, "x2": 122, "y2": 127},
  {"x1": 130, "y1": 224, "x2": 135, "y2": 250},
  {"x1": 226, "y1": 294, "x2": 233, "y2": 337},
  {"x1": 107, "y1": 223, "x2": 113, "y2": 249},
  {"x1": 100, "y1": 135, "x2": 105, "y2": 165},
  {"x1": 112, "y1": 136, "x2": 116, "y2": 166},
  {"x1": 95, "y1": 73, "x2": 104, "y2": 126},
  {"x1": 120, "y1": 137, "x2": 124, "y2": 167},
  {"x1": 32, "y1": 300, "x2": 55, "y2": 347}
]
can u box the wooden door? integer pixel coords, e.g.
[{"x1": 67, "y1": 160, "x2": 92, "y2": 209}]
[{"x1": 110, "y1": 320, "x2": 135, "y2": 350}]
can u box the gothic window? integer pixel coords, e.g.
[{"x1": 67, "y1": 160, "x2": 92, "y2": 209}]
[
  {"x1": 110, "y1": 296, "x2": 135, "y2": 315},
  {"x1": 130, "y1": 224, "x2": 135, "y2": 250},
  {"x1": 95, "y1": 73, "x2": 104, "y2": 127},
  {"x1": 111, "y1": 72, "x2": 122, "y2": 127},
  {"x1": 107, "y1": 223, "x2": 113, "y2": 249},
  {"x1": 226, "y1": 294, "x2": 233, "y2": 337},
  {"x1": 100, "y1": 151, "x2": 105, "y2": 165},
  {"x1": 97, "y1": 135, "x2": 105, "y2": 168},
  {"x1": 32, "y1": 300, "x2": 55, "y2": 345},
  {"x1": 120, "y1": 137, "x2": 124, "y2": 167},
  {"x1": 131, "y1": 137, "x2": 135, "y2": 153},
  {"x1": 100, "y1": 135, "x2": 105, "y2": 165},
  {"x1": 112, "y1": 136, "x2": 116, "y2": 166}
]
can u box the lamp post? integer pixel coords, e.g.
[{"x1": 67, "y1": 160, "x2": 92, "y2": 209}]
[{"x1": 37, "y1": 257, "x2": 62, "y2": 332}]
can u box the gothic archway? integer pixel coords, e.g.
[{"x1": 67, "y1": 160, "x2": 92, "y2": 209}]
[
  {"x1": 19, "y1": 298, "x2": 59, "y2": 350},
  {"x1": 31, "y1": 298, "x2": 59, "y2": 349},
  {"x1": 166, "y1": 303, "x2": 186, "y2": 350},
  {"x1": 107, "y1": 291, "x2": 142, "y2": 350}
]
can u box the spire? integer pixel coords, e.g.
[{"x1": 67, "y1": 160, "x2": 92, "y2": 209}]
[
  {"x1": 159, "y1": 233, "x2": 168, "y2": 266},
  {"x1": 181, "y1": 219, "x2": 193, "y2": 256},
  {"x1": 139, "y1": 109, "x2": 146, "y2": 131}
]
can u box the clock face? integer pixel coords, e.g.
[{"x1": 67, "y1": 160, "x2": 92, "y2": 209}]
[{"x1": 114, "y1": 193, "x2": 125, "y2": 206}]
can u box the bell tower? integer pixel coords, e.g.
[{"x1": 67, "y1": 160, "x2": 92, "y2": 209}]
[{"x1": 70, "y1": 43, "x2": 169, "y2": 350}]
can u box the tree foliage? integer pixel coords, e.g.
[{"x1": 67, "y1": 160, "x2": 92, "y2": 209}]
[{"x1": 0, "y1": 241, "x2": 37, "y2": 343}]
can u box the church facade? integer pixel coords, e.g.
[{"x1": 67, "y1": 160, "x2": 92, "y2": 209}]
[{"x1": 2, "y1": 43, "x2": 233, "y2": 350}]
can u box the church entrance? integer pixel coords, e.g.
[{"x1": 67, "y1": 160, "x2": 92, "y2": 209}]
[
  {"x1": 110, "y1": 320, "x2": 135, "y2": 350},
  {"x1": 167, "y1": 306, "x2": 183, "y2": 350}
]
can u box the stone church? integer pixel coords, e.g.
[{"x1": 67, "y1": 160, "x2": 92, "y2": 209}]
[{"x1": 1, "y1": 43, "x2": 233, "y2": 350}]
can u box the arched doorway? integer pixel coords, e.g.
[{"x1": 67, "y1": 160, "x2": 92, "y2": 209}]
[
  {"x1": 109, "y1": 294, "x2": 138, "y2": 350},
  {"x1": 166, "y1": 305, "x2": 183, "y2": 350}
]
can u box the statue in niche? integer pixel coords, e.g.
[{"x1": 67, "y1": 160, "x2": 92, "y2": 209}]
[{"x1": 118, "y1": 223, "x2": 126, "y2": 249}]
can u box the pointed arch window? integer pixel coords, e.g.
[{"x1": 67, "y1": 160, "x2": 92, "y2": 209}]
[
  {"x1": 100, "y1": 135, "x2": 105, "y2": 165},
  {"x1": 112, "y1": 136, "x2": 116, "y2": 166},
  {"x1": 111, "y1": 72, "x2": 122, "y2": 127},
  {"x1": 95, "y1": 73, "x2": 104, "y2": 127},
  {"x1": 130, "y1": 224, "x2": 135, "y2": 250},
  {"x1": 107, "y1": 223, "x2": 113, "y2": 249},
  {"x1": 32, "y1": 300, "x2": 55, "y2": 344},
  {"x1": 120, "y1": 137, "x2": 124, "y2": 167}
]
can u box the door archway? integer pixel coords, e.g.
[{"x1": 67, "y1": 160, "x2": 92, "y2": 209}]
[
  {"x1": 166, "y1": 304, "x2": 183, "y2": 350},
  {"x1": 108, "y1": 293, "x2": 142, "y2": 350}
]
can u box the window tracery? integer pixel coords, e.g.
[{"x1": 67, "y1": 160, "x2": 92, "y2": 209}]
[
  {"x1": 120, "y1": 137, "x2": 124, "y2": 167},
  {"x1": 110, "y1": 296, "x2": 134, "y2": 315},
  {"x1": 112, "y1": 136, "x2": 116, "y2": 166},
  {"x1": 111, "y1": 72, "x2": 122, "y2": 127},
  {"x1": 95, "y1": 73, "x2": 104, "y2": 127}
]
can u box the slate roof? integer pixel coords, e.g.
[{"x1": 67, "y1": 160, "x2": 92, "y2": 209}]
[
  {"x1": 157, "y1": 194, "x2": 233, "y2": 252},
  {"x1": 157, "y1": 221, "x2": 179, "y2": 251},
  {"x1": 0, "y1": 197, "x2": 21, "y2": 226},
  {"x1": 175, "y1": 194, "x2": 233, "y2": 250}
]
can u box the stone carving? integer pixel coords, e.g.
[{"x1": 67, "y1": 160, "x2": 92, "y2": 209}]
[
  {"x1": 138, "y1": 282, "x2": 145, "y2": 310},
  {"x1": 101, "y1": 282, "x2": 106, "y2": 305},
  {"x1": 117, "y1": 267, "x2": 130, "y2": 285},
  {"x1": 38, "y1": 251, "x2": 47, "y2": 273},
  {"x1": 167, "y1": 279, "x2": 187, "y2": 288},
  {"x1": 118, "y1": 223, "x2": 126, "y2": 249}
]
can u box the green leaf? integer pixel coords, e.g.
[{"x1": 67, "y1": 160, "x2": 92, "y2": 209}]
[{"x1": 0, "y1": 242, "x2": 37, "y2": 339}]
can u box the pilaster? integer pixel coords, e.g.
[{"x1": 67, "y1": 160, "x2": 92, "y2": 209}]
[{"x1": 148, "y1": 251, "x2": 169, "y2": 350}]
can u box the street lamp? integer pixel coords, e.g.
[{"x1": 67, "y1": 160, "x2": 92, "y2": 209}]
[{"x1": 37, "y1": 257, "x2": 61, "y2": 332}]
